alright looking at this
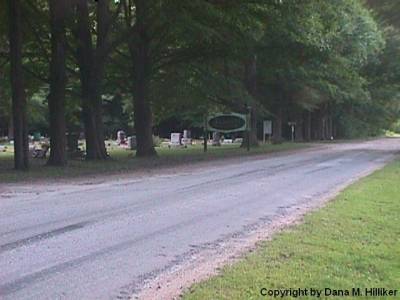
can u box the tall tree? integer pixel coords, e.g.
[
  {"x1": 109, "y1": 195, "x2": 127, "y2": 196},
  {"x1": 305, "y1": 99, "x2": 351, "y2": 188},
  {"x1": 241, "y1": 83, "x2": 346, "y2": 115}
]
[
  {"x1": 75, "y1": 0, "x2": 114, "y2": 160},
  {"x1": 242, "y1": 54, "x2": 260, "y2": 147},
  {"x1": 7, "y1": 0, "x2": 29, "y2": 170},
  {"x1": 47, "y1": 0, "x2": 68, "y2": 166},
  {"x1": 121, "y1": 0, "x2": 266, "y2": 157},
  {"x1": 128, "y1": 0, "x2": 156, "y2": 157}
]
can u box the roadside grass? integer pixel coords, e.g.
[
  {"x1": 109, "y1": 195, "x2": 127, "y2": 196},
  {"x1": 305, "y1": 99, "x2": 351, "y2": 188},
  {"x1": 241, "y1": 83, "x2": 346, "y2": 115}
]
[
  {"x1": 183, "y1": 160, "x2": 400, "y2": 300},
  {"x1": 0, "y1": 142, "x2": 310, "y2": 183},
  {"x1": 385, "y1": 130, "x2": 400, "y2": 138}
]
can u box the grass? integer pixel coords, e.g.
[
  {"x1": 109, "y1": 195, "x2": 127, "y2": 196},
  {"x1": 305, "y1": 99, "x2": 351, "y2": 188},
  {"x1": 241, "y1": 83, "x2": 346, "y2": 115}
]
[
  {"x1": 183, "y1": 160, "x2": 400, "y2": 300},
  {"x1": 385, "y1": 130, "x2": 400, "y2": 138},
  {"x1": 0, "y1": 141, "x2": 310, "y2": 183}
]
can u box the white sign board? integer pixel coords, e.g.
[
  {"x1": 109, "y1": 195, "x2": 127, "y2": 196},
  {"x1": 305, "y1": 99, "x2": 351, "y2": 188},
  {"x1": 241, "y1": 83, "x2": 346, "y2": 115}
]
[{"x1": 263, "y1": 120, "x2": 272, "y2": 135}]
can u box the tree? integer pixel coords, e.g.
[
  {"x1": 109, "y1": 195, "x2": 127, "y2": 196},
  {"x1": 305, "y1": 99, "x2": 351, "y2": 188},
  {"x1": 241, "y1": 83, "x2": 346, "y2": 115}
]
[
  {"x1": 367, "y1": 0, "x2": 400, "y2": 28},
  {"x1": 125, "y1": 0, "x2": 157, "y2": 157},
  {"x1": 121, "y1": 0, "x2": 267, "y2": 156},
  {"x1": 2, "y1": 0, "x2": 399, "y2": 172},
  {"x1": 253, "y1": 0, "x2": 384, "y2": 141},
  {"x1": 47, "y1": 0, "x2": 68, "y2": 166},
  {"x1": 7, "y1": 0, "x2": 29, "y2": 170},
  {"x1": 74, "y1": 0, "x2": 118, "y2": 160}
]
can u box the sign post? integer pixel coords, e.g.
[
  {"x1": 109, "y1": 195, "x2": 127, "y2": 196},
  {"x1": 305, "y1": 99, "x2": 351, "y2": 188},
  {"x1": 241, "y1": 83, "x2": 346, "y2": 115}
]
[
  {"x1": 288, "y1": 122, "x2": 296, "y2": 142},
  {"x1": 246, "y1": 106, "x2": 251, "y2": 152}
]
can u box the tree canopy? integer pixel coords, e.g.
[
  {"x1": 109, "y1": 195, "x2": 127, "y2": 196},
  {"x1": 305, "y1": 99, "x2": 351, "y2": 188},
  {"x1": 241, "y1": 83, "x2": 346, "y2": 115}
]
[{"x1": 1, "y1": 0, "x2": 399, "y2": 169}]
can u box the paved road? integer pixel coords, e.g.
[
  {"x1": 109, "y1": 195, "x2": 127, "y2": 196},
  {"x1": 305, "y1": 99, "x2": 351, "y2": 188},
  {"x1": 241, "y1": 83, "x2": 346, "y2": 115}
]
[{"x1": 0, "y1": 139, "x2": 399, "y2": 299}]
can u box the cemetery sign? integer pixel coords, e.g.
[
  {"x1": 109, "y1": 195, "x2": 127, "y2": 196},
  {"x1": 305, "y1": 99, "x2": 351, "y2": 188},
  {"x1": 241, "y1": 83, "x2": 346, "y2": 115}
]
[{"x1": 207, "y1": 113, "x2": 247, "y2": 133}]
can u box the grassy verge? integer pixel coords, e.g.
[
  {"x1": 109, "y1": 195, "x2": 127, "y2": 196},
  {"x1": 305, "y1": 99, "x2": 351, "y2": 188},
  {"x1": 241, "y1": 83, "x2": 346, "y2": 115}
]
[
  {"x1": 0, "y1": 142, "x2": 310, "y2": 183},
  {"x1": 183, "y1": 160, "x2": 400, "y2": 300},
  {"x1": 385, "y1": 130, "x2": 400, "y2": 138}
]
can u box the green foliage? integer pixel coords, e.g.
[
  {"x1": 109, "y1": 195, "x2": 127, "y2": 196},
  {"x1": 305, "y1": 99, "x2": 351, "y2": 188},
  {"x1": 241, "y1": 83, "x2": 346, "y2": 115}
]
[
  {"x1": 390, "y1": 120, "x2": 400, "y2": 133},
  {"x1": 28, "y1": 89, "x2": 48, "y2": 132},
  {"x1": 367, "y1": 0, "x2": 400, "y2": 28},
  {"x1": 1, "y1": 0, "x2": 400, "y2": 144}
]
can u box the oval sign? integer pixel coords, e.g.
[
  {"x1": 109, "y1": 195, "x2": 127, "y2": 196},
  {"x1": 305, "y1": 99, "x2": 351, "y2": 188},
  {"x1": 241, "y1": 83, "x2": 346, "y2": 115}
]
[{"x1": 207, "y1": 113, "x2": 247, "y2": 133}]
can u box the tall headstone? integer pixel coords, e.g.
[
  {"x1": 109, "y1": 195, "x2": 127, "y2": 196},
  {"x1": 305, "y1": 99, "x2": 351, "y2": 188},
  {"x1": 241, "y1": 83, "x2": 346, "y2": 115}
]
[{"x1": 182, "y1": 129, "x2": 192, "y2": 146}]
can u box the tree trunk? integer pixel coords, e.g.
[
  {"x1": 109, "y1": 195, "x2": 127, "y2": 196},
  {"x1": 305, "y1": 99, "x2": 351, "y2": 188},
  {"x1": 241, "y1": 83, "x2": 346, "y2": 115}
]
[
  {"x1": 81, "y1": 68, "x2": 108, "y2": 160},
  {"x1": 327, "y1": 104, "x2": 334, "y2": 139},
  {"x1": 8, "y1": 0, "x2": 29, "y2": 170},
  {"x1": 272, "y1": 107, "x2": 283, "y2": 143},
  {"x1": 321, "y1": 113, "x2": 326, "y2": 140},
  {"x1": 304, "y1": 111, "x2": 312, "y2": 141},
  {"x1": 332, "y1": 117, "x2": 337, "y2": 139},
  {"x1": 8, "y1": 114, "x2": 14, "y2": 140},
  {"x1": 315, "y1": 109, "x2": 325, "y2": 140},
  {"x1": 47, "y1": 0, "x2": 67, "y2": 166},
  {"x1": 295, "y1": 112, "x2": 304, "y2": 142},
  {"x1": 241, "y1": 108, "x2": 258, "y2": 147},
  {"x1": 326, "y1": 116, "x2": 332, "y2": 139},
  {"x1": 76, "y1": 0, "x2": 108, "y2": 160},
  {"x1": 131, "y1": 42, "x2": 156, "y2": 157},
  {"x1": 272, "y1": 80, "x2": 286, "y2": 144},
  {"x1": 130, "y1": 0, "x2": 156, "y2": 157},
  {"x1": 241, "y1": 54, "x2": 259, "y2": 147}
]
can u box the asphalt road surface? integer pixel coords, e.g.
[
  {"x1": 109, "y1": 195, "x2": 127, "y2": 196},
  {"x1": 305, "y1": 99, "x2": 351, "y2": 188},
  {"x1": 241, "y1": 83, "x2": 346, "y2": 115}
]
[{"x1": 0, "y1": 139, "x2": 399, "y2": 299}]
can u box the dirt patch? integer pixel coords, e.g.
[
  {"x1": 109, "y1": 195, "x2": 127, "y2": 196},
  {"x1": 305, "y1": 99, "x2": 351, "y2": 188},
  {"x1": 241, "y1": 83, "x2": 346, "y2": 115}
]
[{"x1": 132, "y1": 161, "x2": 393, "y2": 300}]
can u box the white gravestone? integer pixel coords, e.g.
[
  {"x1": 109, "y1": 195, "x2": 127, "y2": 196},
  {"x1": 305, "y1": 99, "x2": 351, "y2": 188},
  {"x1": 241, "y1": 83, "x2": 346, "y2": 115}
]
[{"x1": 169, "y1": 133, "x2": 182, "y2": 147}]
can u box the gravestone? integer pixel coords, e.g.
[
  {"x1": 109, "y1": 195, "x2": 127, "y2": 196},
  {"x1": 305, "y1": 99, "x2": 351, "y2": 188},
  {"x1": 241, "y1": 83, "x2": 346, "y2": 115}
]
[
  {"x1": 182, "y1": 129, "x2": 192, "y2": 146},
  {"x1": 169, "y1": 133, "x2": 182, "y2": 147}
]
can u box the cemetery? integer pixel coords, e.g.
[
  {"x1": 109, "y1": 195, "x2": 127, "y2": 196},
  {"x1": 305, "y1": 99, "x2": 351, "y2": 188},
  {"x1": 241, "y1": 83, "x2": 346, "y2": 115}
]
[
  {"x1": 0, "y1": 131, "x2": 308, "y2": 183},
  {"x1": 0, "y1": 1, "x2": 399, "y2": 300}
]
